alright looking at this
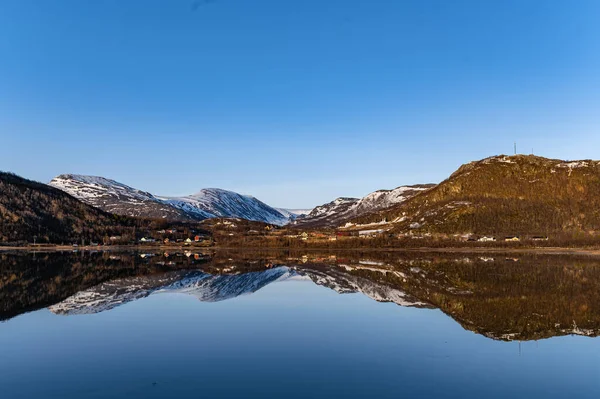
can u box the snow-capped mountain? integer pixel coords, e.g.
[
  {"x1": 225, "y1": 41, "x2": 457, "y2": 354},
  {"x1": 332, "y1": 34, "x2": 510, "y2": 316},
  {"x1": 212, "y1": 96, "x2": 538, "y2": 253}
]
[
  {"x1": 294, "y1": 185, "x2": 434, "y2": 227},
  {"x1": 293, "y1": 197, "x2": 359, "y2": 227},
  {"x1": 160, "y1": 189, "x2": 291, "y2": 226},
  {"x1": 49, "y1": 267, "x2": 296, "y2": 315},
  {"x1": 49, "y1": 174, "x2": 195, "y2": 221},
  {"x1": 49, "y1": 175, "x2": 294, "y2": 225}
]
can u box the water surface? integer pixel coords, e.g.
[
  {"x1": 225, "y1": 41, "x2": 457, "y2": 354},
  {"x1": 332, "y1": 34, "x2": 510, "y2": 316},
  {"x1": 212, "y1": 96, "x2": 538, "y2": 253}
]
[{"x1": 0, "y1": 250, "x2": 599, "y2": 398}]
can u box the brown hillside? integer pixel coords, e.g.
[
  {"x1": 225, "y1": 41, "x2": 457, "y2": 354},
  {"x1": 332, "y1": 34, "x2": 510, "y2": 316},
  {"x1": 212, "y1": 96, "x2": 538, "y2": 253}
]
[
  {"x1": 351, "y1": 155, "x2": 600, "y2": 236},
  {"x1": 0, "y1": 172, "x2": 208, "y2": 244}
]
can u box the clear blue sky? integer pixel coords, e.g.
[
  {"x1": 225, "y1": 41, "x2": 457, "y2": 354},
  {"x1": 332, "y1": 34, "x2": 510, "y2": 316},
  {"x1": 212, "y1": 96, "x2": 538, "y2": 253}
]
[{"x1": 1, "y1": 0, "x2": 599, "y2": 208}]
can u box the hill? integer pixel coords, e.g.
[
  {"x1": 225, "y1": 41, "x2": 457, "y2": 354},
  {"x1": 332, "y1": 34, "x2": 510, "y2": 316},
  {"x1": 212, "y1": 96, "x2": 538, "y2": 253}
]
[
  {"x1": 0, "y1": 172, "x2": 139, "y2": 244},
  {"x1": 351, "y1": 155, "x2": 600, "y2": 237}
]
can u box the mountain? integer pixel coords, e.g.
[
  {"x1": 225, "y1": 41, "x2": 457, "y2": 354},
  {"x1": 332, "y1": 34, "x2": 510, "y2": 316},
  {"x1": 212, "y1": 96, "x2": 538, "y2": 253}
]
[
  {"x1": 351, "y1": 155, "x2": 600, "y2": 237},
  {"x1": 0, "y1": 172, "x2": 142, "y2": 244},
  {"x1": 160, "y1": 189, "x2": 291, "y2": 225},
  {"x1": 49, "y1": 174, "x2": 195, "y2": 221},
  {"x1": 294, "y1": 197, "x2": 359, "y2": 227},
  {"x1": 294, "y1": 185, "x2": 434, "y2": 228},
  {"x1": 50, "y1": 175, "x2": 292, "y2": 225},
  {"x1": 274, "y1": 208, "x2": 313, "y2": 219}
]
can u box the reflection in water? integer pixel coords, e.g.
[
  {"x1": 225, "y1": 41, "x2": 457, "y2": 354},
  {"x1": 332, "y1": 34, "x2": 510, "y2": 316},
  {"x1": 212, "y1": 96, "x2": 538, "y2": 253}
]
[
  {"x1": 49, "y1": 268, "x2": 296, "y2": 315},
  {"x1": 2, "y1": 250, "x2": 600, "y2": 341},
  {"x1": 0, "y1": 251, "x2": 210, "y2": 321}
]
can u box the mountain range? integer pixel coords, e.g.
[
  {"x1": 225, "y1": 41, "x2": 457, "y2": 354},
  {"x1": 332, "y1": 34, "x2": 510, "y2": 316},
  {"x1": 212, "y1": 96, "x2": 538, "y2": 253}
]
[
  {"x1": 5, "y1": 153, "x2": 600, "y2": 245},
  {"x1": 49, "y1": 174, "x2": 299, "y2": 226},
  {"x1": 47, "y1": 174, "x2": 435, "y2": 228}
]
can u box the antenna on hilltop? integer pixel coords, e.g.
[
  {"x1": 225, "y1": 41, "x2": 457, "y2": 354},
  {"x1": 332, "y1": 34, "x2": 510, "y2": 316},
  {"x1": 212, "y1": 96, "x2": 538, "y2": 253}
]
[{"x1": 514, "y1": 142, "x2": 517, "y2": 155}]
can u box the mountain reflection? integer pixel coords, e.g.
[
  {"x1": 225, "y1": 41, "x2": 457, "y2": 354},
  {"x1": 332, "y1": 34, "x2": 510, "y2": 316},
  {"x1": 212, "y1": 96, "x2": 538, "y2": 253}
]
[{"x1": 2, "y1": 250, "x2": 600, "y2": 341}]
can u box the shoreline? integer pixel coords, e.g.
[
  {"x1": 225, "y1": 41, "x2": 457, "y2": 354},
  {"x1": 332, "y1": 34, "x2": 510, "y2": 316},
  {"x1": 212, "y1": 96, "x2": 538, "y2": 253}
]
[{"x1": 3, "y1": 244, "x2": 600, "y2": 256}]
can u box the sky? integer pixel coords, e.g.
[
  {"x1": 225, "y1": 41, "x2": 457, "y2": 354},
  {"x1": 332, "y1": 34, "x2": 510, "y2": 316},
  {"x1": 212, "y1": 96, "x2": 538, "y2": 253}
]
[{"x1": 1, "y1": 0, "x2": 599, "y2": 208}]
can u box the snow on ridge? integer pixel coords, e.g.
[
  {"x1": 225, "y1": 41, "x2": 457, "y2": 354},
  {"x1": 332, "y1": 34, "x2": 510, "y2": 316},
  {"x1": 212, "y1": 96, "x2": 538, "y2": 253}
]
[
  {"x1": 308, "y1": 197, "x2": 358, "y2": 218},
  {"x1": 49, "y1": 174, "x2": 157, "y2": 203},
  {"x1": 352, "y1": 185, "x2": 430, "y2": 213}
]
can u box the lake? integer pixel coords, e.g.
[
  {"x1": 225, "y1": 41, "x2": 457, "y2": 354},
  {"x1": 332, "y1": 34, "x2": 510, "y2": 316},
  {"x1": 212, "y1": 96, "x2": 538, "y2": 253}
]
[{"x1": 0, "y1": 250, "x2": 599, "y2": 398}]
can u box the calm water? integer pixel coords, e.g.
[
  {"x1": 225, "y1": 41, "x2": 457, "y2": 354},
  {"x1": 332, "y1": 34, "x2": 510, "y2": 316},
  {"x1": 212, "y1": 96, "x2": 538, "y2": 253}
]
[{"x1": 0, "y1": 250, "x2": 599, "y2": 398}]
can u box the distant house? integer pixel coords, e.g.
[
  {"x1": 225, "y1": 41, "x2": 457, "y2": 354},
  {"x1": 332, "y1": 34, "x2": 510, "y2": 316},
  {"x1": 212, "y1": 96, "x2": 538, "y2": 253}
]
[
  {"x1": 157, "y1": 229, "x2": 166, "y2": 234},
  {"x1": 265, "y1": 225, "x2": 274, "y2": 231},
  {"x1": 504, "y1": 236, "x2": 520, "y2": 242},
  {"x1": 185, "y1": 238, "x2": 193, "y2": 243},
  {"x1": 359, "y1": 229, "x2": 385, "y2": 237},
  {"x1": 109, "y1": 236, "x2": 122, "y2": 241},
  {"x1": 194, "y1": 235, "x2": 201, "y2": 242},
  {"x1": 300, "y1": 232, "x2": 309, "y2": 240},
  {"x1": 532, "y1": 236, "x2": 549, "y2": 241},
  {"x1": 140, "y1": 237, "x2": 156, "y2": 243},
  {"x1": 478, "y1": 236, "x2": 496, "y2": 242},
  {"x1": 163, "y1": 238, "x2": 170, "y2": 244}
]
